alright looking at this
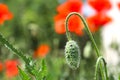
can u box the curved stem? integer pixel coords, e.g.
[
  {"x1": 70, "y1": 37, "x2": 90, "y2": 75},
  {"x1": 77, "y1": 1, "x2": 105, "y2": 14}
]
[
  {"x1": 65, "y1": 12, "x2": 108, "y2": 80},
  {"x1": 65, "y1": 12, "x2": 100, "y2": 57},
  {"x1": 65, "y1": 13, "x2": 72, "y2": 41},
  {"x1": 95, "y1": 56, "x2": 108, "y2": 80}
]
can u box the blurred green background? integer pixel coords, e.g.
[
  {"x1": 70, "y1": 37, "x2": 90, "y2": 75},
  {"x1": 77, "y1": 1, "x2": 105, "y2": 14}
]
[{"x1": 0, "y1": 0, "x2": 118, "y2": 80}]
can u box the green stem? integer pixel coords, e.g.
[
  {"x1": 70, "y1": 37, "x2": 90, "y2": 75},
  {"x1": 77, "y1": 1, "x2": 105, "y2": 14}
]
[
  {"x1": 65, "y1": 14, "x2": 72, "y2": 41},
  {"x1": 65, "y1": 12, "x2": 107, "y2": 80},
  {"x1": 95, "y1": 56, "x2": 108, "y2": 80},
  {"x1": 0, "y1": 33, "x2": 29, "y2": 63}
]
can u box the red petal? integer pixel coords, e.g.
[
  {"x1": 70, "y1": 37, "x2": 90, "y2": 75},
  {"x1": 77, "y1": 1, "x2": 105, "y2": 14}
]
[
  {"x1": 57, "y1": 0, "x2": 82, "y2": 15},
  {"x1": 54, "y1": 14, "x2": 66, "y2": 21},
  {"x1": 0, "y1": 62, "x2": 3, "y2": 72},
  {"x1": 0, "y1": 18, "x2": 4, "y2": 25},
  {"x1": 118, "y1": 3, "x2": 120, "y2": 10},
  {"x1": 3, "y1": 12, "x2": 13, "y2": 20},
  {"x1": 88, "y1": 0, "x2": 112, "y2": 12},
  {"x1": 0, "y1": 3, "x2": 9, "y2": 13},
  {"x1": 54, "y1": 14, "x2": 66, "y2": 34},
  {"x1": 34, "y1": 44, "x2": 50, "y2": 58},
  {"x1": 5, "y1": 60, "x2": 18, "y2": 78},
  {"x1": 68, "y1": 15, "x2": 83, "y2": 32},
  {"x1": 86, "y1": 18, "x2": 99, "y2": 32},
  {"x1": 87, "y1": 13, "x2": 112, "y2": 27},
  {"x1": 54, "y1": 20, "x2": 65, "y2": 34},
  {"x1": 0, "y1": 3, "x2": 13, "y2": 25},
  {"x1": 74, "y1": 26, "x2": 83, "y2": 36}
]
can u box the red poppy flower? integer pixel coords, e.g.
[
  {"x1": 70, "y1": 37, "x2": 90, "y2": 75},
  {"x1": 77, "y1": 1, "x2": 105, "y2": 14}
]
[
  {"x1": 54, "y1": 0, "x2": 84, "y2": 35},
  {"x1": 5, "y1": 60, "x2": 18, "y2": 78},
  {"x1": 68, "y1": 15, "x2": 84, "y2": 35},
  {"x1": 88, "y1": 0, "x2": 112, "y2": 12},
  {"x1": 54, "y1": 14, "x2": 84, "y2": 35},
  {"x1": 0, "y1": 62, "x2": 3, "y2": 72},
  {"x1": 57, "y1": 0, "x2": 83, "y2": 15},
  {"x1": 33, "y1": 44, "x2": 50, "y2": 58},
  {"x1": 86, "y1": 13, "x2": 112, "y2": 32},
  {"x1": 0, "y1": 3, "x2": 13, "y2": 25}
]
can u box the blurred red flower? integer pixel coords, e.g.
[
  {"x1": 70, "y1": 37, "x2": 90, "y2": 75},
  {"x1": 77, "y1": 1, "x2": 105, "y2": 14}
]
[
  {"x1": 118, "y1": 3, "x2": 120, "y2": 10},
  {"x1": 57, "y1": 0, "x2": 82, "y2": 15},
  {"x1": 54, "y1": 14, "x2": 66, "y2": 34},
  {"x1": 88, "y1": 0, "x2": 112, "y2": 12},
  {"x1": 33, "y1": 44, "x2": 50, "y2": 58},
  {"x1": 54, "y1": 14, "x2": 84, "y2": 35},
  {"x1": 5, "y1": 60, "x2": 18, "y2": 78},
  {"x1": 0, "y1": 62, "x2": 3, "y2": 72},
  {"x1": 54, "y1": 0, "x2": 84, "y2": 35},
  {"x1": 86, "y1": 13, "x2": 112, "y2": 32},
  {"x1": 54, "y1": 0, "x2": 112, "y2": 36},
  {"x1": 0, "y1": 3, "x2": 13, "y2": 25},
  {"x1": 68, "y1": 15, "x2": 84, "y2": 35}
]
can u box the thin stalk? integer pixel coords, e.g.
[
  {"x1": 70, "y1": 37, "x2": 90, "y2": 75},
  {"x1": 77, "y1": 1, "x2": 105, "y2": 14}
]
[
  {"x1": 65, "y1": 12, "x2": 100, "y2": 57},
  {"x1": 95, "y1": 56, "x2": 108, "y2": 80},
  {"x1": 65, "y1": 14, "x2": 72, "y2": 41},
  {"x1": 65, "y1": 12, "x2": 107, "y2": 80}
]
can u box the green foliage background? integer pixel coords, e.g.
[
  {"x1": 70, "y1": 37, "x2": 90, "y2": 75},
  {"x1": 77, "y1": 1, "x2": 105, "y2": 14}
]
[{"x1": 0, "y1": 0, "x2": 115, "y2": 80}]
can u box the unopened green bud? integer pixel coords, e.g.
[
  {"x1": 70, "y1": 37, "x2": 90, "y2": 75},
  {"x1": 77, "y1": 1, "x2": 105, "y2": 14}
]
[{"x1": 65, "y1": 40, "x2": 80, "y2": 69}]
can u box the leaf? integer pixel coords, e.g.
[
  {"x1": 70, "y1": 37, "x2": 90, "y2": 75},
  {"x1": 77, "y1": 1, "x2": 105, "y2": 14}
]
[
  {"x1": 0, "y1": 33, "x2": 29, "y2": 64},
  {"x1": 18, "y1": 66, "x2": 31, "y2": 80},
  {"x1": 37, "y1": 59, "x2": 47, "y2": 80}
]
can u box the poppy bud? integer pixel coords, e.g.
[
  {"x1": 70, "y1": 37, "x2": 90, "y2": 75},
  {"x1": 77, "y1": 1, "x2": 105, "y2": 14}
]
[{"x1": 65, "y1": 40, "x2": 80, "y2": 69}]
